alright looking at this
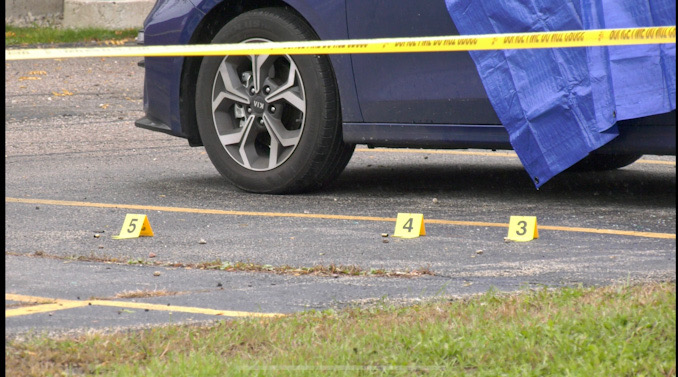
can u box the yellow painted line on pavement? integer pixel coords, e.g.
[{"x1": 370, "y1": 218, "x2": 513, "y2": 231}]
[
  {"x1": 86, "y1": 300, "x2": 282, "y2": 317},
  {"x1": 423, "y1": 219, "x2": 675, "y2": 239},
  {"x1": 6, "y1": 294, "x2": 57, "y2": 303},
  {"x1": 6, "y1": 197, "x2": 393, "y2": 222},
  {"x1": 6, "y1": 197, "x2": 675, "y2": 239},
  {"x1": 6, "y1": 301, "x2": 90, "y2": 317},
  {"x1": 6, "y1": 294, "x2": 90, "y2": 317},
  {"x1": 6, "y1": 293, "x2": 282, "y2": 318},
  {"x1": 355, "y1": 148, "x2": 676, "y2": 165}
]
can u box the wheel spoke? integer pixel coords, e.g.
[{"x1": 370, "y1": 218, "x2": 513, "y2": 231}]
[
  {"x1": 268, "y1": 88, "x2": 305, "y2": 113},
  {"x1": 266, "y1": 60, "x2": 305, "y2": 112},
  {"x1": 213, "y1": 60, "x2": 250, "y2": 111},
  {"x1": 218, "y1": 115, "x2": 254, "y2": 146},
  {"x1": 251, "y1": 54, "x2": 270, "y2": 93},
  {"x1": 212, "y1": 91, "x2": 247, "y2": 113},
  {"x1": 237, "y1": 117, "x2": 262, "y2": 170},
  {"x1": 267, "y1": 135, "x2": 281, "y2": 169},
  {"x1": 263, "y1": 113, "x2": 301, "y2": 148}
]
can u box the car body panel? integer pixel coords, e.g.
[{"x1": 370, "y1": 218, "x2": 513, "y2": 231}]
[
  {"x1": 346, "y1": 0, "x2": 500, "y2": 125},
  {"x1": 344, "y1": 111, "x2": 676, "y2": 155},
  {"x1": 138, "y1": 0, "x2": 675, "y2": 158},
  {"x1": 343, "y1": 123, "x2": 511, "y2": 150},
  {"x1": 142, "y1": 0, "x2": 204, "y2": 135}
]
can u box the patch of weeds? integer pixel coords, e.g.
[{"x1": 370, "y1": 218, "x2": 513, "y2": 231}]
[
  {"x1": 16, "y1": 251, "x2": 436, "y2": 278},
  {"x1": 113, "y1": 289, "x2": 183, "y2": 299},
  {"x1": 5, "y1": 26, "x2": 138, "y2": 46},
  {"x1": 126, "y1": 258, "x2": 149, "y2": 265}
]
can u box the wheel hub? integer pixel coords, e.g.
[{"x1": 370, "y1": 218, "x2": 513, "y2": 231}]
[{"x1": 250, "y1": 94, "x2": 266, "y2": 115}]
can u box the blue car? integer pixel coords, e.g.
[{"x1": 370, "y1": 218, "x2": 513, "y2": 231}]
[{"x1": 136, "y1": 0, "x2": 676, "y2": 194}]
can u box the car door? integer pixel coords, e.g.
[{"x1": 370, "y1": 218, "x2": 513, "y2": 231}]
[{"x1": 345, "y1": 0, "x2": 499, "y2": 125}]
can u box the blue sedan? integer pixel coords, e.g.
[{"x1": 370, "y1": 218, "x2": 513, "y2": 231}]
[{"x1": 136, "y1": 0, "x2": 675, "y2": 193}]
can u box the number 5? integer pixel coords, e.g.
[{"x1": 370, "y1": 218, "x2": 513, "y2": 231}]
[{"x1": 127, "y1": 218, "x2": 138, "y2": 233}]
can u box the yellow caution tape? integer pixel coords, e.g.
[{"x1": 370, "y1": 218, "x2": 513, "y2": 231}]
[{"x1": 5, "y1": 26, "x2": 676, "y2": 61}]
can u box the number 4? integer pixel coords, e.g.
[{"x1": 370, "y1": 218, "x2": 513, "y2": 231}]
[
  {"x1": 393, "y1": 213, "x2": 426, "y2": 238},
  {"x1": 402, "y1": 218, "x2": 414, "y2": 232}
]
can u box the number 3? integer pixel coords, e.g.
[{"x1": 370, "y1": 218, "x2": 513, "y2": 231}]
[{"x1": 515, "y1": 220, "x2": 527, "y2": 236}]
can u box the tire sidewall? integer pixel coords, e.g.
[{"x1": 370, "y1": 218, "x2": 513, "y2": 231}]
[{"x1": 196, "y1": 9, "x2": 335, "y2": 193}]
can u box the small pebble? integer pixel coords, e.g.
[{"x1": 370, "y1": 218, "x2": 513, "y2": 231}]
[{"x1": 153, "y1": 271, "x2": 161, "y2": 276}]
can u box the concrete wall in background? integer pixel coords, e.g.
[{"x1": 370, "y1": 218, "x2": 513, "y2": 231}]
[
  {"x1": 6, "y1": 0, "x2": 155, "y2": 29},
  {"x1": 63, "y1": 0, "x2": 155, "y2": 29},
  {"x1": 5, "y1": 0, "x2": 64, "y2": 18}
]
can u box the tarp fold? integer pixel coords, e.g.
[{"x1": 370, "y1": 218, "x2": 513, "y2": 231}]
[{"x1": 445, "y1": 0, "x2": 676, "y2": 187}]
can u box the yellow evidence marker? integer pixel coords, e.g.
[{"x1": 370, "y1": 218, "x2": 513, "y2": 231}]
[
  {"x1": 506, "y1": 216, "x2": 538, "y2": 242},
  {"x1": 393, "y1": 213, "x2": 426, "y2": 238},
  {"x1": 112, "y1": 214, "x2": 154, "y2": 239}
]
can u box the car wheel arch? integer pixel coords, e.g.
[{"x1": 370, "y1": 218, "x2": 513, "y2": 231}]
[{"x1": 178, "y1": 1, "x2": 333, "y2": 147}]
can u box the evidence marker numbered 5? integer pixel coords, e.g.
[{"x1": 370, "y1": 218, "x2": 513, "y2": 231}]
[{"x1": 112, "y1": 214, "x2": 154, "y2": 239}]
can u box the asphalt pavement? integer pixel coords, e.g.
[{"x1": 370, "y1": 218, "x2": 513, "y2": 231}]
[{"x1": 5, "y1": 57, "x2": 676, "y2": 338}]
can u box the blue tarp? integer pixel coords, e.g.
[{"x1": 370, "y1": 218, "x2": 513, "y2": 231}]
[{"x1": 445, "y1": 0, "x2": 676, "y2": 187}]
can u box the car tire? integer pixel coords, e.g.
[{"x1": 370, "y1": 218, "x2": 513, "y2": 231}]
[
  {"x1": 195, "y1": 7, "x2": 354, "y2": 194},
  {"x1": 567, "y1": 153, "x2": 643, "y2": 172}
]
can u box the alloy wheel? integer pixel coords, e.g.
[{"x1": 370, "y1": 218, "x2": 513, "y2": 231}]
[{"x1": 210, "y1": 38, "x2": 306, "y2": 171}]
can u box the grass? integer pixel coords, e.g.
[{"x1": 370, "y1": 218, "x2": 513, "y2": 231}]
[
  {"x1": 5, "y1": 25, "x2": 137, "y2": 46},
  {"x1": 5, "y1": 282, "x2": 675, "y2": 376}
]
